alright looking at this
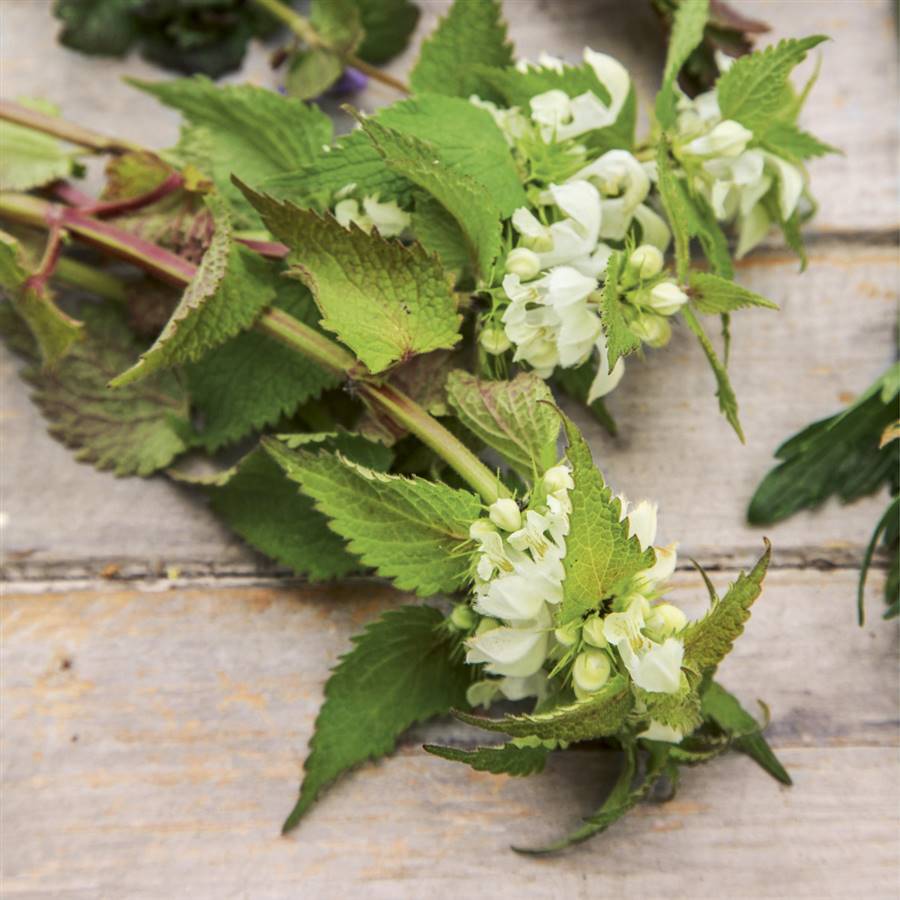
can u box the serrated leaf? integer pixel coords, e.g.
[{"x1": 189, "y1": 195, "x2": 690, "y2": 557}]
[
  {"x1": 111, "y1": 196, "x2": 278, "y2": 386},
  {"x1": 716, "y1": 36, "x2": 827, "y2": 134},
  {"x1": 637, "y1": 676, "x2": 703, "y2": 734},
  {"x1": 283, "y1": 604, "x2": 472, "y2": 832},
  {"x1": 681, "y1": 305, "x2": 743, "y2": 441},
  {"x1": 0, "y1": 231, "x2": 82, "y2": 365},
  {"x1": 682, "y1": 541, "x2": 771, "y2": 674},
  {"x1": 285, "y1": 47, "x2": 345, "y2": 101},
  {"x1": 445, "y1": 370, "x2": 559, "y2": 480},
  {"x1": 260, "y1": 128, "x2": 413, "y2": 212},
  {"x1": 656, "y1": 0, "x2": 710, "y2": 129},
  {"x1": 748, "y1": 364, "x2": 900, "y2": 524},
  {"x1": 656, "y1": 140, "x2": 691, "y2": 281},
  {"x1": 598, "y1": 251, "x2": 640, "y2": 369},
  {"x1": 354, "y1": 0, "x2": 420, "y2": 64},
  {"x1": 689, "y1": 271, "x2": 778, "y2": 315},
  {"x1": 240, "y1": 187, "x2": 461, "y2": 373},
  {"x1": 454, "y1": 674, "x2": 633, "y2": 742},
  {"x1": 5, "y1": 302, "x2": 189, "y2": 475},
  {"x1": 357, "y1": 116, "x2": 503, "y2": 280},
  {"x1": 185, "y1": 283, "x2": 338, "y2": 451},
  {"x1": 376, "y1": 94, "x2": 527, "y2": 218},
  {"x1": 424, "y1": 741, "x2": 549, "y2": 777},
  {"x1": 411, "y1": 194, "x2": 470, "y2": 275},
  {"x1": 130, "y1": 77, "x2": 332, "y2": 218},
  {"x1": 557, "y1": 418, "x2": 655, "y2": 625},
  {"x1": 859, "y1": 496, "x2": 900, "y2": 624},
  {"x1": 197, "y1": 435, "x2": 390, "y2": 579},
  {"x1": 410, "y1": 0, "x2": 513, "y2": 101},
  {"x1": 701, "y1": 680, "x2": 791, "y2": 785},
  {"x1": 760, "y1": 121, "x2": 839, "y2": 163},
  {"x1": 263, "y1": 439, "x2": 481, "y2": 596},
  {"x1": 0, "y1": 101, "x2": 80, "y2": 192}
]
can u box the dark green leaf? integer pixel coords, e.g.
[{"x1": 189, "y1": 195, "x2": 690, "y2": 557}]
[{"x1": 424, "y1": 741, "x2": 549, "y2": 777}]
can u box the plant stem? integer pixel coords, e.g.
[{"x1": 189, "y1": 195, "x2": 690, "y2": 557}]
[
  {"x1": 53, "y1": 258, "x2": 129, "y2": 303},
  {"x1": 0, "y1": 100, "x2": 143, "y2": 154},
  {"x1": 0, "y1": 192, "x2": 505, "y2": 502},
  {"x1": 250, "y1": 0, "x2": 410, "y2": 94}
]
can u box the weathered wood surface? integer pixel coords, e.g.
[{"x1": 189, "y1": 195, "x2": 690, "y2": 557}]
[
  {"x1": 1, "y1": 1, "x2": 898, "y2": 897},
  {"x1": 2, "y1": 571, "x2": 898, "y2": 898}
]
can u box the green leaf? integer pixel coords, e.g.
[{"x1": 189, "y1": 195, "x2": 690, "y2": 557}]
[
  {"x1": 263, "y1": 438, "x2": 481, "y2": 596},
  {"x1": 557, "y1": 418, "x2": 654, "y2": 625},
  {"x1": 285, "y1": 47, "x2": 344, "y2": 100},
  {"x1": 54, "y1": 0, "x2": 142, "y2": 55},
  {"x1": 283, "y1": 604, "x2": 472, "y2": 832},
  {"x1": 411, "y1": 194, "x2": 470, "y2": 275},
  {"x1": 424, "y1": 741, "x2": 549, "y2": 777},
  {"x1": 583, "y1": 83, "x2": 638, "y2": 155},
  {"x1": 0, "y1": 101, "x2": 79, "y2": 192},
  {"x1": 376, "y1": 94, "x2": 527, "y2": 218},
  {"x1": 240, "y1": 186, "x2": 462, "y2": 373},
  {"x1": 760, "y1": 121, "x2": 840, "y2": 164},
  {"x1": 701, "y1": 680, "x2": 791, "y2": 785},
  {"x1": 111, "y1": 196, "x2": 278, "y2": 386},
  {"x1": 310, "y1": 0, "x2": 362, "y2": 53},
  {"x1": 197, "y1": 435, "x2": 390, "y2": 579},
  {"x1": 0, "y1": 231, "x2": 82, "y2": 366},
  {"x1": 681, "y1": 305, "x2": 744, "y2": 441},
  {"x1": 655, "y1": 0, "x2": 710, "y2": 129},
  {"x1": 185, "y1": 283, "x2": 339, "y2": 451},
  {"x1": 637, "y1": 676, "x2": 703, "y2": 735},
  {"x1": 716, "y1": 36, "x2": 828, "y2": 134},
  {"x1": 410, "y1": 0, "x2": 514, "y2": 100},
  {"x1": 748, "y1": 364, "x2": 900, "y2": 523},
  {"x1": 130, "y1": 77, "x2": 332, "y2": 217},
  {"x1": 656, "y1": 140, "x2": 691, "y2": 281},
  {"x1": 445, "y1": 370, "x2": 559, "y2": 481},
  {"x1": 259, "y1": 129, "x2": 413, "y2": 212},
  {"x1": 356, "y1": 115, "x2": 503, "y2": 280},
  {"x1": 477, "y1": 61, "x2": 611, "y2": 108},
  {"x1": 354, "y1": 0, "x2": 420, "y2": 64},
  {"x1": 598, "y1": 251, "x2": 640, "y2": 369},
  {"x1": 4, "y1": 302, "x2": 189, "y2": 476},
  {"x1": 454, "y1": 674, "x2": 633, "y2": 742},
  {"x1": 859, "y1": 496, "x2": 900, "y2": 625},
  {"x1": 688, "y1": 271, "x2": 778, "y2": 315},
  {"x1": 682, "y1": 541, "x2": 771, "y2": 674}
]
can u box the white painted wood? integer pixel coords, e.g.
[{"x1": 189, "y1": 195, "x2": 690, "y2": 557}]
[{"x1": 1, "y1": 570, "x2": 897, "y2": 898}]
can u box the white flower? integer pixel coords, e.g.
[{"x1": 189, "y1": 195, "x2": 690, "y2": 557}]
[
  {"x1": 469, "y1": 95, "x2": 528, "y2": 145},
  {"x1": 646, "y1": 602, "x2": 688, "y2": 637},
  {"x1": 474, "y1": 570, "x2": 556, "y2": 621},
  {"x1": 635, "y1": 542, "x2": 678, "y2": 589},
  {"x1": 506, "y1": 247, "x2": 541, "y2": 280},
  {"x1": 587, "y1": 332, "x2": 625, "y2": 402},
  {"x1": 630, "y1": 313, "x2": 671, "y2": 348},
  {"x1": 573, "y1": 649, "x2": 612, "y2": 696},
  {"x1": 736, "y1": 201, "x2": 772, "y2": 258},
  {"x1": 619, "y1": 636, "x2": 684, "y2": 693},
  {"x1": 466, "y1": 607, "x2": 552, "y2": 677},
  {"x1": 479, "y1": 324, "x2": 512, "y2": 355},
  {"x1": 762, "y1": 151, "x2": 804, "y2": 220},
  {"x1": 639, "y1": 720, "x2": 684, "y2": 743},
  {"x1": 625, "y1": 499, "x2": 658, "y2": 552},
  {"x1": 530, "y1": 89, "x2": 615, "y2": 142},
  {"x1": 583, "y1": 49, "x2": 630, "y2": 120},
  {"x1": 333, "y1": 195, "x2": 410, "y2": 237},
  {"x1": 501, "y1": 299, "x2": 561, "y2": 376},
  {"x1": 685, "y1": 119, "x2": 753, "y2": 159},
  {"x1": 647, "y1": 280, "x2": 688, "y2": 316},
  {"x1": 634, "y1": 204, "x2": 672, "y2": 252},
  {"x1": 543, "y1": 465, "x2": 574, "y2": 496},
  {"x1": 574, "y1": 150, "x2": 650, "y2": 241}
]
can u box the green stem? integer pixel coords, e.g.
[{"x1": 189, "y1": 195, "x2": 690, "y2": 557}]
[
  {"x1": 0, "y1": 100, "x2": 143, "y2": 154},
  {"x1": 250, "y1": 0, "x2": 410, "y2": 94},
  {"x1": 54, "y1": 258, "x2": 128, "y2": 303},
  {"x1": 0, "y1": 191, "x2": 504, "y2": 502}
]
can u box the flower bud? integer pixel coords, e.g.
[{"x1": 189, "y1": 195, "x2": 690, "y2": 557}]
[
  {"x1": 685, "y1": 119, "x2": 753, "y2": 158},
  {"x1": 489, "y1": 498, "x2": 522, "y2": 532},
  {"x1": 572, "y1": 650, "x2": 611, "y2": 693},
  {"x1": 506, "y1": 247, "x2": 541, "y2": 280},
  {"x1": 630, "y1": 313, "x2": 672, "y2": 348},
  {"x1": 647, "y1": 602, "x2": 687, "y2": 637},
  {"x1": 582, "y1": 614, "x2": 608, "y2": 648},
  {"x1": 647, "y1": 281, "x2": 688, "y2": 316},
  {"x1": 469, "y1": 519, "x2": 496, "y2": 542},
  {"x1": 450, "y1": 603, "x2": 477, "y2": 631},
  {"x1": 628, "y1": 245, "x2": 664, "y2": 279},
  {"x1": 543, "y1": 465, "x2": 574, "y2": 495},
  {"x1": 554, "y1": 619, "x2": 580, "y2": 647},
  {"x1": 479, "y1": 325, "x2": 512, "y2": 355}
]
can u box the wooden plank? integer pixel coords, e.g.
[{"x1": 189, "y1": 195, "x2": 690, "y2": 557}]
[
  {"x1": 3, "y1": 244, "x2": 896, "y2": 576},
  {"x1": 1, "y1": 570, "x2": 897, "y2": 897},
  {"x1": 0, "y1": 1, "x2": 896, "y2": 233}
]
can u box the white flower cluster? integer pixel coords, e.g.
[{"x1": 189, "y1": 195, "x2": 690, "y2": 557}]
[
  {"x1": 461, "y1": 466, "x2": 690, "y2": 742},
  {"x1": 333, "y1": 184, "x2": 411, "y2": 238},
  {"x1": 674, "y1": 53, "x2": 806, "y2": 258}
]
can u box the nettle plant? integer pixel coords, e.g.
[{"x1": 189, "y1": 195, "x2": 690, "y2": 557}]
[{"x1": 0, "y1": 0, "x2": 824, "y2": 849}]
